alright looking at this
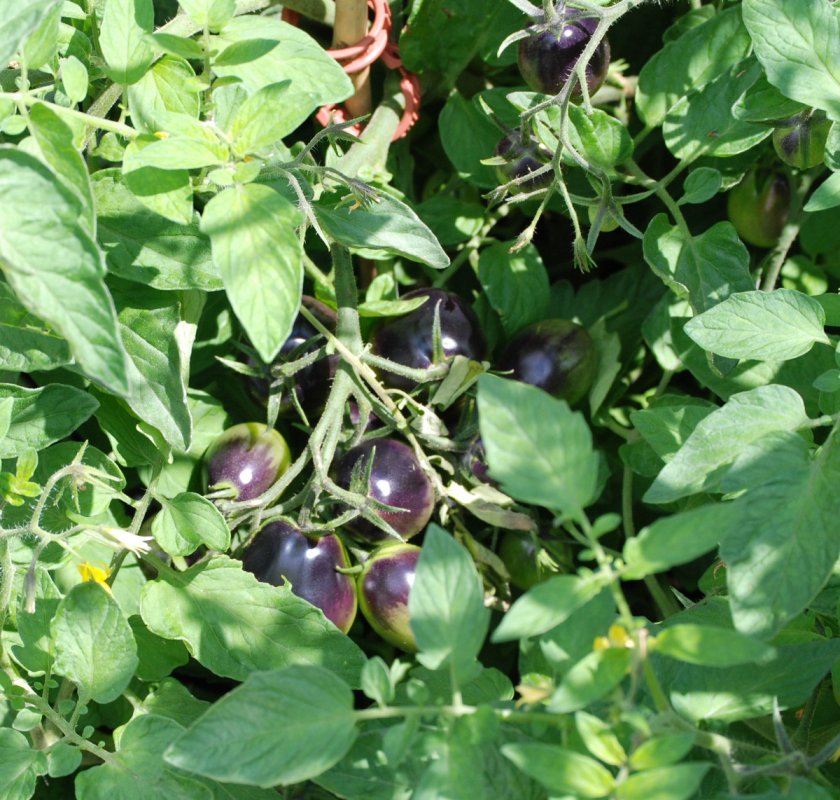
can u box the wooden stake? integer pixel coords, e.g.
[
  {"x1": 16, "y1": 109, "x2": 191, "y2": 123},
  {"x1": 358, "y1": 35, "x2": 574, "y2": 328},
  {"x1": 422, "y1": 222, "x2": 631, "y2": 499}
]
[{"x1": 332, "y1": 0, "x2": 372, "y2": 117}]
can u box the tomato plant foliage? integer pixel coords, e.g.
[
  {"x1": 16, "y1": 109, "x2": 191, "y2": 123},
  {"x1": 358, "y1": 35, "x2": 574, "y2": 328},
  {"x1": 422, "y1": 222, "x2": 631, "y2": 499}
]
[{"x1": 3, "y1": 0, "x2": 840, "y2": 797}]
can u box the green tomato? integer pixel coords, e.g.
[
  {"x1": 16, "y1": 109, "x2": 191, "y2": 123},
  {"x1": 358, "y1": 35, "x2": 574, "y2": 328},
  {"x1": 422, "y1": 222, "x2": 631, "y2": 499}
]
[
  {"x1": 773, "y1": 112, "x2": 831, "y2": 170},
  {"x1": 498, "y1": 532, "x2": 565, "y2": 591},
  {"x1": 727, "y1": 168, "x2": 792, "y2": 249}
]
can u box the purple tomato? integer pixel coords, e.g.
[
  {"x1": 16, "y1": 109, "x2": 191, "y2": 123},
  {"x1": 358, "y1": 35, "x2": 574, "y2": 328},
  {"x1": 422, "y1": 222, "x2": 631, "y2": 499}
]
[
  {"x1": 242, "y1": 521, "x2": 357, "y2": 633},
  {"x1": 357, "y1": 542, "x2": 421, "y2": 652}
]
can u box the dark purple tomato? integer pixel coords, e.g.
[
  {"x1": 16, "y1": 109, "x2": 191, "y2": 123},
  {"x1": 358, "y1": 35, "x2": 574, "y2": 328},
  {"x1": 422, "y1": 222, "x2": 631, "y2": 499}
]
[
  {"x1": 495, "y1": 133, "x2": 553, "y2": 191},
  {"x1": 497, "y1": 319, "x2": 598, "y2": 406},
  {"x1": 249, "y1": 296, "x2": 338, "y2": 413},
  {"x1": 203, "y1": 422, "x2": 291, "y2": 501},
  {"x1": 773, "y1": 112, "x2": 830, "y2": 170},
  {"x1": 357, "y1": 542, "x2": 421, "y2": 652},
  {"x1": 498, "y1": 531, "x2": 562, "y2": 591},
  {"x1": 242, "y1": 521, "x2": 357, "y2": 633},
  {"x1": 727, "y1": 168, "x2": 792, "y2": 248},
  {"x1": 372, "y1": 288, "x2": 486, "y2": 391},
  {"x1": 518, "y1": 13, "x2": 610, "y2": 98},
  {"x1": 333, "y1": 438, "x2": 435, "y2": 542}
]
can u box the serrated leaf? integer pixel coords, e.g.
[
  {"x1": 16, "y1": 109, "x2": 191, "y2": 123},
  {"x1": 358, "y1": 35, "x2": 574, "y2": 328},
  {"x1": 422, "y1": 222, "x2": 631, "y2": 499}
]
[
  {"x1": 51, "y1": 582, "x2": 138, "y2": 703},
  {"x1": 99, "y1": 0, "x2": 155, "y2": 85},
  {"x1": 685, "y1": 289, "x2": 829, "y2": 361},
  {"x1": 0, "y1": 149, "x2": 130, "y2": 394},
  {"x1": 230, "y1": 80, "x2": 309, "y2": 156},
  {"x1": 201, "y1": 183, "x2": 302, "y2": 363},
  {"x1": 152, "y1": 492, "x2": 230, "y2": 557},
  {"x1": 644, "y1": 385, "x2": 809, "y2": 504},
  {"x1": 409, "y1": 525, "x2": 490, "y2": 682},
  {"x1": 743, "y1": 0, "x2": 840, "y2": 121},
  {"x1": 164, "y1": 666, "x2": 357, "y2": 787},
  {"x1": 127, "y1": 55, "x2": 201, "y2": 134},
  {"x1": 139, "y1": 556, "x2": 365, "y2": 685},
  {"x1": 477, "y1": 374, "x2": 599, "y2": 517},
  {"x1": 0, "y1": 383, "x2": 97, "y2": 458}
]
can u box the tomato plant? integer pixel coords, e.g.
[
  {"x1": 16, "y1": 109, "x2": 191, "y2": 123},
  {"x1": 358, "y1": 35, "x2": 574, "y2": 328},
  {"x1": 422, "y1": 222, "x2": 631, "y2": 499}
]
[{"x1": 2, "y1": 0, "x2": 840, "y2": 797}]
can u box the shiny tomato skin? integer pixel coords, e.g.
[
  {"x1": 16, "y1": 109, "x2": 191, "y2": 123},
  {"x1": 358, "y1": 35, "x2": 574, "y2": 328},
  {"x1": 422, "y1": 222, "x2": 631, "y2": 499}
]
[
  {"x1": 242, "y1": 521, "x2": 357, "y2": 633},
  {"x1": 357, "y1": 542, "x2": 421, "y2": 652}
]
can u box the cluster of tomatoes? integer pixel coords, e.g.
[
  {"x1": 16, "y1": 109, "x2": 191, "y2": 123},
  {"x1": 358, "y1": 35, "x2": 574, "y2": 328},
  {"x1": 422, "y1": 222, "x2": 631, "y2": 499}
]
[
  {"x1": 201, "y1": 287, "x2": 597, "y2": 651},
  {"x1": 197, "y1": 9, "x2": 614, "y2": 652}
]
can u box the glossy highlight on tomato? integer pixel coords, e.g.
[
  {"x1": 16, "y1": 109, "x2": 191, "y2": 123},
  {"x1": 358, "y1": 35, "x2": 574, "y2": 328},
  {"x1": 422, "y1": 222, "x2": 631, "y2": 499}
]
[
  {"x1": 518, "y1": 13, "x2": 610, "y2": 98},
  {"x1": 203, "y1": 422, "x2": 291, "y2": 501},
  {"x1": 727, "y1": 168, "x2": 792, "y2": 248},
  {"x1": 242, "y1": 520, "x2": 357, "y2": 633},
  {"x1": 498, "y1": 319, "x2": 598, "y2": 406},
  {"x1": 372, "y1": 288, "x2": 486, "y2": 391},
  {"x1": 357, "y1": 542, "x2": 421, "y2": 652},
  {"x1": 333, "y1": 438, "x2": 434, "y2": 542}
]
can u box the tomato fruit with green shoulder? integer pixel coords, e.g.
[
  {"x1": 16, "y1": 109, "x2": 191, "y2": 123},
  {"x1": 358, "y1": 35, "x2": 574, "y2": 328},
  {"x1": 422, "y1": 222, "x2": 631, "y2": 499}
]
[
  {"x1": 773, "y1": 112, "x2": 830, "y2": 170},
  {"x1": 727, "y1": 168, "x2": 792, "y2": 248}
]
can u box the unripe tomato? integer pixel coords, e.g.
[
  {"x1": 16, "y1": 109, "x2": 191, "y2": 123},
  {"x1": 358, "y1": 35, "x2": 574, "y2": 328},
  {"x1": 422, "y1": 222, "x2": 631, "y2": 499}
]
[
  {"x1": 333, "y1": 438, "x2": 434, "y2": 543},
  {"x1": 518, "y1": 12, "x2": 610, "y2": 98},
  {"x1": 357, "y1": 542, "x2": 421, "y2": 652},
  {"x1": 371, "y1": 288, "x2": 486, "y2": 391},
  {"x1": 242, "y1": 521, "x2": 357, "y2": 633},
  {"x1": 497, "y1": 319, "x2": 598, "y2": 406},
  {"x1": 203, "y1": 422, "x2": 291, "y2": 501},
  {"x1": 727, "y1": 168, "x2": 792, "y2": 249},
  {"x1": 498, "y1": 531, "x2": 565, "y2": 591},
  {"x1": 773, "y1": 112, "x2": 831, "y2": 170}
]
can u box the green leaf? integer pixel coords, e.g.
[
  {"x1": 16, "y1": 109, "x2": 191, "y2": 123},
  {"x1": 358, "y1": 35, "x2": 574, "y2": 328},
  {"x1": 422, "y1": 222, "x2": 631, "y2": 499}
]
[
  {"x1": 0, "y1": 384, "x2": 97, "y2": 458},
  {"x1": 61, "y1": 55, "x2": 89, "y2": 104},
  {"x1": 477, "y1": 374, "x2": 599, "y2": 517},
  {"x1": 409, "y1": 524, "x2": 490, "y2": 682},
  {"x1": 663, "y1": 59, "x2": 770, "y2": 161},
  {"x1": 22, "y1": 1, "x2": 60, "y2": 69},
  {"x1": 732, "y1": 74, "x2": 806, "y2": 123},
  {"x1": 93, "y1": 172, "x2": 220, "y2": 291},
  {"x1": 130, "y1": 115, "x2": 227, "y2": 170},
  {"x1": 315, "y1": 192, "x2": 449, "y2": 270},
  {"x1": 643, "y1": 215, "x2": 753, "y2": 318},
  {"x1": 127, "y1": 55, "x2": 201, "y2": 134},
  {"x1": 492, "y1": 574, "x2": 604, "y2": 643},
  {"x1": 123, "y1": 138, "x2": 194, "y2": 226},
  {"x1": 230, "y1": 81, "x2": 308, "y2": 156},
  {"x1": 142, "y1": 678, "x2": 211, "y2": 728},
  {"x1": 211, "y1": 17, "x2": 352, "y2": 102},
  {"x1": 654, "y1": 624, "x2": 774, "y2": 667},
  {"x1": 630, "y1": 395, "x2": 717, "y2": 462},
  {"x1": 75, "y1": 714, "x2": 213, "y2": 800},
  {"x1": 743, "y1": 0, "x2": 840, "y2": 121},
  {"x1": 99, "y1": 0, "x2": 155, "y2": 85},
  {"x1": 679, "y1": 167, "x2": 721, "y2": 205},
  {"x1": 567, "y1": 105, "x2": 633, "y2": 169},
  {"x1": 201, "y1": 183, "x2": 302, "y2": 363},
  {"x1": 623, "y1": 501, "x2": 740, "y2": 580},
  {"x1": 152, "y1": 492, "x2": 230, "y2": 557},
  {"x1": 477, "y1": 241, "x2": 549, "y2": 336},
  {"x1": 139, "y1": 556, "x2": 365, "y2": 684},
  {"x1": 0, "y1": 283, "x2": 72, "y2": 372},
  {"x1": 685, "y1": 289, "x2": 829, "y2": 361},
  {"x1": 548, "y1": 649, "x2": 632, "y2": 713},
  {"x1": 439, "y1": 90, "x2": 503, "y2": 189},
  {"x1": 46, "y1": 741, "x2": 82, "y2": 778},
  {"x1": 28, "y1": 102, "x2": 94, "y2": 232},
  {"x1": 114, "y1": 286, "x2": 193, "y2": 452},
  {"x1": 51, "y1": 582, "x2": 138, "y2": 703},
  {"x1": 804, "y1": 172, "x2": 840, "y2": 213},
  {"x1": 628, "y1": 734, "x2": 696, "y2": 771},
  {"x1": 129, "y1": 615, "x2": 190, "y2": 682},
  {"x1": 0, "y1": 728, "x2": 44, "y2": 800},
  {"x1": 722, "y1": 427, "x2": 840, "y2": 638},
  {"x1": 0, "y1": 149, "x2": 130, "y2": 394},
  {"x1": 575, "y1": 712, "x2": 626, "y2": 767},
  {"x1": 1, "y1": 0, "x2": 57, "y2": 68},
  {"x1": 615, "y1": 764, "x2": 710, "y2": 800},
  {"x1": 644, "y1": 385, "x2": 810, "y2": 504},
  {"x1": 165, "y1": 665, "x2": 357, "y2": 787},
  {"x1": 636, "y1": 6, "x2": 752, "y2": 127},
  {"x1": 10, "y1": 569, "x2": 60, "y2": 676},
  {"x1": 177, "y1": 0, "x2": 235, "y2": 30},
  {"x1": 501, "y1": 743, "x2": 615, "y2": 798}
]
